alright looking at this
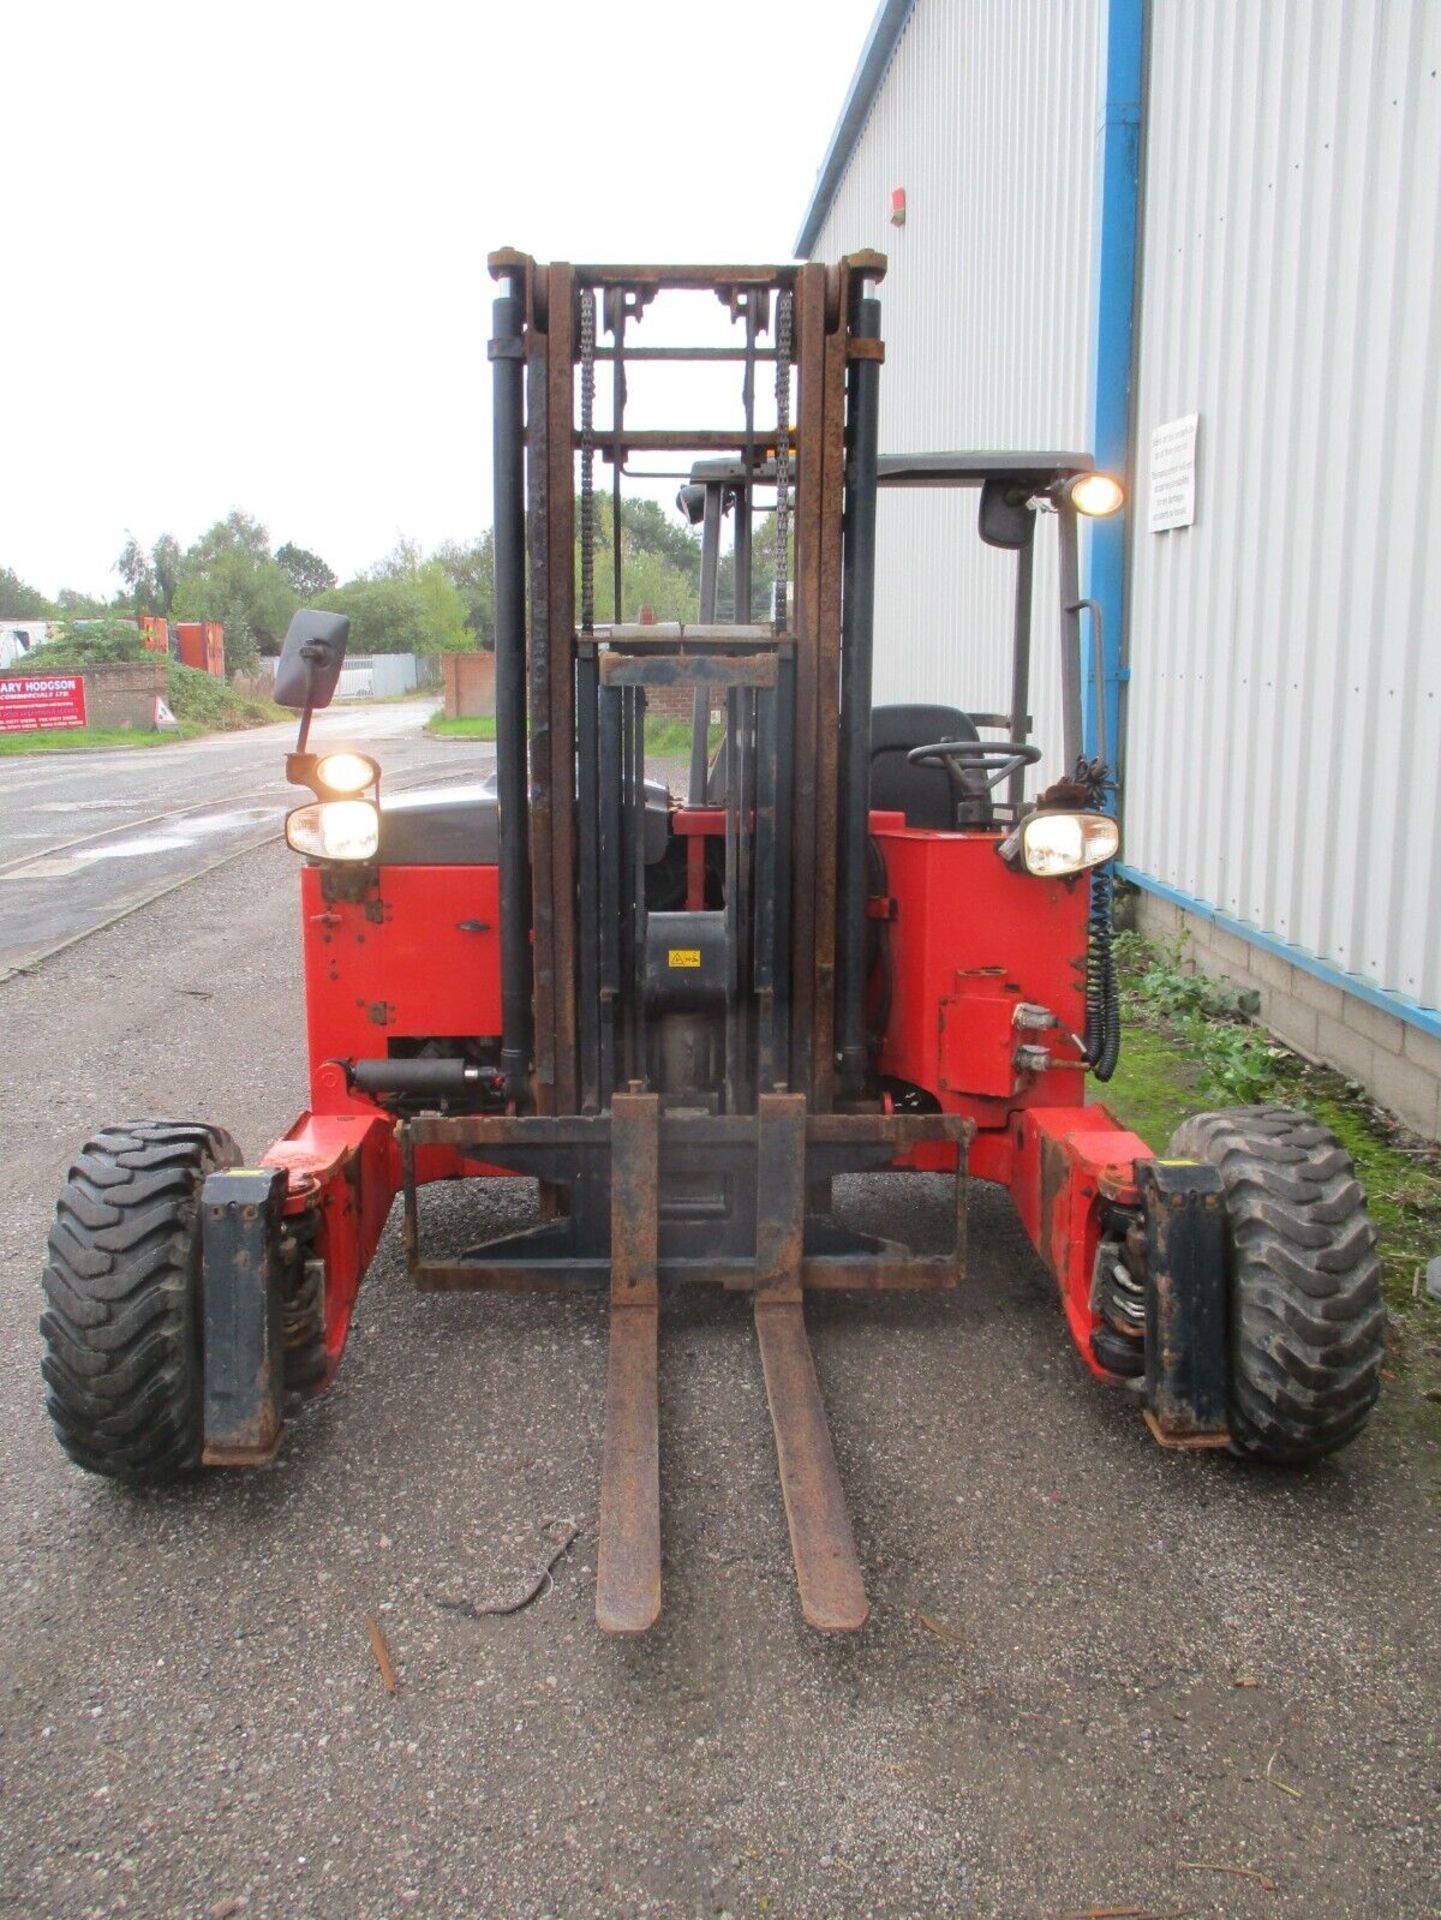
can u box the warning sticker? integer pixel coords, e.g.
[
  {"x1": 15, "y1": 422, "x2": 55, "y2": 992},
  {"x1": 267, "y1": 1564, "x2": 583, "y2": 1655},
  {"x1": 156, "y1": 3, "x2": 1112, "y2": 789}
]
[
  {"x1": 668, "y1": 949, "x2": 702, "y2": 968},
  {"x1": 1148, "y1": 412, "x2": 1199, "y2": 533}
]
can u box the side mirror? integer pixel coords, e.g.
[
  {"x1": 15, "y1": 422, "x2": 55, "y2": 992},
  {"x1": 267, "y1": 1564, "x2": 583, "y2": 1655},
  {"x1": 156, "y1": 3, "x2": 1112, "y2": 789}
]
[
  {"x1": 273, "y1": 609, "x2": 350, "y2": 711},
  {"x1": 978, "y1": 479, "x2": 1035, "y2": 550}
]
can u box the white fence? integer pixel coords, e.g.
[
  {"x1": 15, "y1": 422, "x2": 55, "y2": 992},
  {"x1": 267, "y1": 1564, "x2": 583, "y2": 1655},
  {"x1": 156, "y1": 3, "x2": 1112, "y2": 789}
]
[{"x1": 261, "y1": 652, "x2": 440, "y2": 700}]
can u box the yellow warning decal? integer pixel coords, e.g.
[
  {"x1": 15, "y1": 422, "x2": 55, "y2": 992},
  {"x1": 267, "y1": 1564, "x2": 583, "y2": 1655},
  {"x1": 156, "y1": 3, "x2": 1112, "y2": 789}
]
[{"x1": 668, "y1": 949, "x2": 702, "y2": 968}]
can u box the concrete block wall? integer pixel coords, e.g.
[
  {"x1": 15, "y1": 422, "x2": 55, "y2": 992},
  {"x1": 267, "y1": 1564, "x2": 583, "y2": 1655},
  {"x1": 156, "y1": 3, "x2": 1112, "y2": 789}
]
[{"x1": 1133, "y1": 891, "x2": 1441, "y2": 1143}]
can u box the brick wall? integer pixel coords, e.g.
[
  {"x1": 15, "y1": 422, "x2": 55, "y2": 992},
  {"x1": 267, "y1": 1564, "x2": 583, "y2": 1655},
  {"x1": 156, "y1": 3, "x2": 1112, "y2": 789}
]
[
  {"x1": 81, "y1": 663, "x2": 168, "y2": 728},
  {"x1": 442, "y1": 650, "x2": 713, "y2": 727},
  {"x1": 443, "y1": 652, "x2": 496, "y2": 719},
  {"x1": 644, "y1": 685, "x2": 712, "y2": 723},
  {"x1": 1134, "y1": 891, "x2": 1441, "y2": 1142}
]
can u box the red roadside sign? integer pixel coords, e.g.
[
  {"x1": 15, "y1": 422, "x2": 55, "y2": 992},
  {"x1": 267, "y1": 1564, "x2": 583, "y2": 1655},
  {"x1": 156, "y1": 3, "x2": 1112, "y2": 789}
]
[{"x1": 0, "y1": 674, "x2": 88, "y2": 733}]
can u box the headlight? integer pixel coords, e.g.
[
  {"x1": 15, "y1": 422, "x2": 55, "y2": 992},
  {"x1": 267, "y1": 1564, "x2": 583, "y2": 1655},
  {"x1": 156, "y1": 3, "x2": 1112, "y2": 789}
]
[
  {"x1": 285, "y1": 798, "x2": 380, "y2": 862},
  {"x1": 1065, "y1": 471, "x2": 1126, "y2": 517},
  {"x1": 313, "y1": 750, "x2": 379, "y2": 796},
  {"x1": 1017, "y1": 810, "x2": 1119, "y2": 877}
]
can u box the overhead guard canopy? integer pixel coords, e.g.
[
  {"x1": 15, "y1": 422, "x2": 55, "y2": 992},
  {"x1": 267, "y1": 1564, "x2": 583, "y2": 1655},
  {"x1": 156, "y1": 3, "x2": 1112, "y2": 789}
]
[
  {"x1": 876, "y1": 451, "x2": 1095, "y2": 487},
  {"x1": 687, "y1": 451, "x2": 1095, "y2": 490}
]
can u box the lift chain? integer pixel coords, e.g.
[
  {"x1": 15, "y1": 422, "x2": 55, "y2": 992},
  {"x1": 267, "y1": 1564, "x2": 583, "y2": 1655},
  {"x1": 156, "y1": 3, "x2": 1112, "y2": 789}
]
[
  {"x1": 579, "y1": 287, "x2": 597, "y2": 634},
  {"x1": 773, "y1": 290, "x2": 792, "y2": 629}
]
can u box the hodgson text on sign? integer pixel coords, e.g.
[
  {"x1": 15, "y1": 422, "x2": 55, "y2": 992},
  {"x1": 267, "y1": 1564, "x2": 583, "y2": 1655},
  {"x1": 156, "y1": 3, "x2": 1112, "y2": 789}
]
[{"x1": 0, "y1": 675, "x2": 89, "y2": 733}]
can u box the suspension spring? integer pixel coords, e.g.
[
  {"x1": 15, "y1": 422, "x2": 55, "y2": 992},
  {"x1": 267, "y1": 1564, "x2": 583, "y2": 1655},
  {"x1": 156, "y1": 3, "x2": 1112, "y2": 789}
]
[
  {"x1": 279, "y1": 1201, "x2": 328, "y2": 1392},
  {"x1": 1091, "y1": 1205, "x2": 1146, "y2": 1378}
]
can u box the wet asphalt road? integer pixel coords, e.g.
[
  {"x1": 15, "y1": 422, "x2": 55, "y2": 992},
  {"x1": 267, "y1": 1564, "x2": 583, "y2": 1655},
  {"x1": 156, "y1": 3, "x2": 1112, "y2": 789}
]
[
  {"x1": 1, "y1": 840, "x2": 1439, "y2": 1918},
  {"x1": 0, "y1": 703, "x2": 480, "y2": 976}
]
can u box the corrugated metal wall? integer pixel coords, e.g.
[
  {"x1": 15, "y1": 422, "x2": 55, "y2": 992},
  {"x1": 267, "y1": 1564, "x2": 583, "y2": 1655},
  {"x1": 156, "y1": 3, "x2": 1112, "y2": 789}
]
[
  {"x1": 1126, "y1": 0, "x2": 1441, "y2": 1011},
  {"x1": 812, "y1": 0, "x2": 1105, "y2": 789}
]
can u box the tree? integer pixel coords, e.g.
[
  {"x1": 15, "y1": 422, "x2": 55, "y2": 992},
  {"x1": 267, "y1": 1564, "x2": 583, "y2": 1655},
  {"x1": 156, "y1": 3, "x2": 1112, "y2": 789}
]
[
  {"x1": 114, "y1": 532, "x2": 182, "y2": 616},
  {"x1": 572, "y1": 493, "x2": 702, "y2": 625},
  {"x1": 171, "y1": 513, "x2": 298, "y2": 673},
  {"x1": 318, "y1": 551, "x2": 469, "y2": 655},
  {"x1": 717, "y1": 507, "x2": 787, "y2": 621},
  {"x1": 152, "y1": 534, "x2": 181, "y2": 615},
  {"x1": 276, "y1": 542, "x2": 337, "y2": 599},
  {"x1": 115, "y1": 535, "x2": 153, "y2": 608},
  {"x1": 433, "y1": 534, "x2": 495, "y2": 647},
  {"x1": 54, "y1": 588, "x2": 110, "y2": 617},
  {"x1": 183, "y1": 510, "x2": 272, "y2": 569},
  {"x1": 365, "y1": 538, "x2": 426, "y2": 582},
  {"x1": 0, "y1": 567, "x2": 50, "y2": 617},
  {"x1": 618, "y1": 496, "x2": 702, "y2": 585}
]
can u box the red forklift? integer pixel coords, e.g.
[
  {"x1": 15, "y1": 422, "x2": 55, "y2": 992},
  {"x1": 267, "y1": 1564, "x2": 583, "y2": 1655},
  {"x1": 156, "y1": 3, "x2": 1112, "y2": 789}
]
[{"x1": 41, "y1": 253, "x2": 1384, "y2": 1634}]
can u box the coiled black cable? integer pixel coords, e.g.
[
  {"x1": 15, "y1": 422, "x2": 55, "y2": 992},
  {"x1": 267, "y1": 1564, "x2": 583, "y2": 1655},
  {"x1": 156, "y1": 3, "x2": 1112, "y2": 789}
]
[
  {"x1": 1062, "y1": 756, "x2": 1121, "y2": 1082},
  {"x1": 1085, "y1": 859, "x2": 1121, "y2": 1081}
]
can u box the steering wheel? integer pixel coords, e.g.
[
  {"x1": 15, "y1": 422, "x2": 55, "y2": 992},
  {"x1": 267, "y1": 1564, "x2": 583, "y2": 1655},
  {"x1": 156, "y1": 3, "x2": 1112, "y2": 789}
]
[{"x1": 906, "y1": 738, "x2": 1042, "y2": 793}]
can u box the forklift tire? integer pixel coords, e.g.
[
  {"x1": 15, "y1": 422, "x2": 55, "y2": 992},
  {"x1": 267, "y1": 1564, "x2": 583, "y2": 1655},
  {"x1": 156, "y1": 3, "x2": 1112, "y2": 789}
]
[
  {"x1": 40, "y1": 1120, "x2": 241, "y2": 1483},
  {"x1": 1168, "y1": 1106, "x2": 1385, "y2": 1464}
]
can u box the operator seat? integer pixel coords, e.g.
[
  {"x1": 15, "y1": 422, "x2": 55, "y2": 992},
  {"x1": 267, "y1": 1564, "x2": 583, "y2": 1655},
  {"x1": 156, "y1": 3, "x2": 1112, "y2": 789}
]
[{"x1": 869, "y1": 703, "x2": 993, "y2": 830}]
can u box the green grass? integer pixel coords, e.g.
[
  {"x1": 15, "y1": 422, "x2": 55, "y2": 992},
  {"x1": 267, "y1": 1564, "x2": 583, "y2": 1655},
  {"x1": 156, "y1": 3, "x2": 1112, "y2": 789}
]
[
  {"x1": 426, "y1": 713, "x2": 495, "y2": 740},
  {"x1": 0, "y1": 726, "x2": 195, "y2": 754},
  {"x1": 1097, "y1": 1022, "x2": 1204, "y2": 1150},
  {"x1": 424, "y1": 714, "x2": 723, "y2": 755},
  {"x1": 642, "y1": 720, "x2": 724, "y2": 757},
  {"x1": 0, "y1": 662, "x2": 284, "y2": 752},
  {"x1": 1104, "y1": 928, "x2": 1441, "y2": 1430}
]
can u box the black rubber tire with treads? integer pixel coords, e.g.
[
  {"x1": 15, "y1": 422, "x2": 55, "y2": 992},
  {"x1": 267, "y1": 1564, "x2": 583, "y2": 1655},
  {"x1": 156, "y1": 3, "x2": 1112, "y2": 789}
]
[
  {"x1": 1168, "y1": 1106, "x2": 1385, "y2": 1463},
  {"x1": 41, "y1": 1120, "x2": 241, "y2": 1482}
]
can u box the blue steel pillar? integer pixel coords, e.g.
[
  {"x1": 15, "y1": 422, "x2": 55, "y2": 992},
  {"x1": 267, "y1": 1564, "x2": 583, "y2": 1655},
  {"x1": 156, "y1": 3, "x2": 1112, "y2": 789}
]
[{"x1": 1084, "y1": 0, "x2": 1146, "y2": 790}]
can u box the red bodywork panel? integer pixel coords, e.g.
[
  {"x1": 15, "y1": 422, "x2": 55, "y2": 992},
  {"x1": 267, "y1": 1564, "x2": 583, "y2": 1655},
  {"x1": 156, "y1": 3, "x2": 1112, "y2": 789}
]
[
  {"x1": 269, "y1": 818, "x2": 1152, "y2": 1395},
  {"x1": 869, "y1": 823, "x2": 1150, "y2": 1375},
  {"x1": 262, "y1": 1111, "x2": 395, "y2": 1368},
  {"x1": 300, "y1": 864, "x2": 501, "y2": 1115},
  {"x1": 267, "y1": 866, "x2": 511, "y2": 1365},
  {"x1": 1008, "y1": 1107, "x2": 1150, "y2": 1377},
  {"x1": 875, "y1": 824, "x2": 1091, "y2": 1124}
]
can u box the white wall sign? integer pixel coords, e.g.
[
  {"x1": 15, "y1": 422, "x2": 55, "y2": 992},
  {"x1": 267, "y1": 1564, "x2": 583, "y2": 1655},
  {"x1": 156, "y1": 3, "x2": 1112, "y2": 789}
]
[{"x1": 1148, "y1": 412, "x2": 1199, "y2": 532}]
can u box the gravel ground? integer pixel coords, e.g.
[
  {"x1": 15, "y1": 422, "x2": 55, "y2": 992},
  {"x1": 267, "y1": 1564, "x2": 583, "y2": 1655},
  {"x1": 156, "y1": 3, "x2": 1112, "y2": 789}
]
[{"x1": 1, "y1": 843, "x2": 1438, "y2": 1920}]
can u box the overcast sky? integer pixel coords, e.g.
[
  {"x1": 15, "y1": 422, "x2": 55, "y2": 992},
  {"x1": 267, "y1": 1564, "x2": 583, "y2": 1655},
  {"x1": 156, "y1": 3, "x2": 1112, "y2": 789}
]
[{"x1": 5, "y1": 0, "x2": 879, "y2": 600}]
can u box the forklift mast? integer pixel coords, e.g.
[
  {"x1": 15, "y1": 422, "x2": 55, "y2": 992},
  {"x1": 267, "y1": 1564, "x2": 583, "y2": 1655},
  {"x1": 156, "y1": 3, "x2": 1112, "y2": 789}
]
[{"x1": 488, "y1": 251, "x2": 886, "y2": 1120}]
